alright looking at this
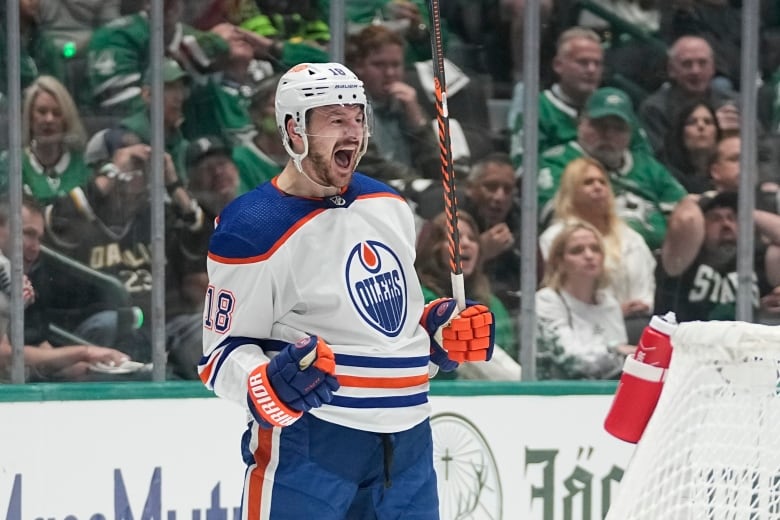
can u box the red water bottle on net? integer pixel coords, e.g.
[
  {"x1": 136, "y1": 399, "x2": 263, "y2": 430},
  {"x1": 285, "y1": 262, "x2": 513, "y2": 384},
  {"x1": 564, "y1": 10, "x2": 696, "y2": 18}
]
[{"x1": 604, "y1": 312, "x2": 678, "y2": 443}]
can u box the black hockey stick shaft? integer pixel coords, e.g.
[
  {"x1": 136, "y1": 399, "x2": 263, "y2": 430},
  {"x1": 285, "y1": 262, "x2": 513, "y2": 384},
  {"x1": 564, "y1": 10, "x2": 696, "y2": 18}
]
[{"x1": 427, "y1": 0, "x2": 465, "y2": 310}]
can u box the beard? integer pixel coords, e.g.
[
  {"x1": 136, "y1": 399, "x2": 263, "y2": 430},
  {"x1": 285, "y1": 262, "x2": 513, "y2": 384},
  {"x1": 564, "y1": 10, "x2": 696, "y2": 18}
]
[
  {"x1": 703, "y1": 241, "x2": 737, "y2": 270},
  {"x1": 307, "y1": 147, "x2": 333, "y2": 183},
  {"x1": 306, "y1": 140, "x2": 356, "y2": 188},
  {"x1": 588, "y1": 147, "x2": 624, "y2": 170}
]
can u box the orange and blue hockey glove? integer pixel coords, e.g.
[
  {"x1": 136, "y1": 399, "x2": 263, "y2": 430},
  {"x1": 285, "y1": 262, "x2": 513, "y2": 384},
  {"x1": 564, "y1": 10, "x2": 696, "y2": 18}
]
[
  {"x1": 421, "y1": 298, "x2": 495, "y2": 371},
  {"x1": 247, "y1": 336, "x2": 339, "y2": 428}
]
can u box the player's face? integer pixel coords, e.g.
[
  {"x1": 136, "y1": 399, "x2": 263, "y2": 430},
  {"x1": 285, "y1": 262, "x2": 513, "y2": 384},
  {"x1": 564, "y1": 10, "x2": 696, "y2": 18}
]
[
  {"x1": 710, "y1": 136, "x2": 740, "y2": 192},
  {"x1": 683, "y1": 105, "x2": 718, "y2": 152},
  {"x1": 302, "y1": 105, "x2": 365, "y2": 189},
  {"x1": 574, "y1": 165, "x2": 610, "y2": 211},
  {"x1": 30, "y1": 91, "x2": 65, "y2": 145},
  {"x1": 554, "y1": 38, "x2": 603, "y2": 100},
  {"x1": 578, "y1": 116, "x2": 630, "y2": 169},
  {"x1": 352, "y1": 43, "x2": 405, "y2": 103},
  {"x1": 467, "y1": 162, "x2": 516, "y2": 228},
  {"x1": 561, "y1": 228, "x2": 603, "y2": 282}
]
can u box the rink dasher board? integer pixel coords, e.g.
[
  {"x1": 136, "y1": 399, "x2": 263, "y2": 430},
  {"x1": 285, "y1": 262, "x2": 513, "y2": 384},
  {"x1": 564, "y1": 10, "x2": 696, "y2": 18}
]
[{"x1": 0, "y1": 381, "x2": 634, "y2": 520}]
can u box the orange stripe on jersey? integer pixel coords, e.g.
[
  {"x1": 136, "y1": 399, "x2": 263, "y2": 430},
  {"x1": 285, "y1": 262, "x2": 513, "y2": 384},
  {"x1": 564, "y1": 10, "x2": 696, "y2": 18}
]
[
  {"x1": 208, "y1": 207, "x2": 327, "y2": 264},
  {"x1": 246, "y1": 426, "x2": 275, "y2": 519},
  {"x1": 198, "y1": 349, "x2": 223, "y2": 387},
  {"x1": 337, "y1": 373, "x2": 429, "y2": 389},
  {"x1": 356, "y1": 192, "x2": 407, "y2": 203},
  {"x1": 270, "y1": 176, "x2": 348, "y2": 200}
]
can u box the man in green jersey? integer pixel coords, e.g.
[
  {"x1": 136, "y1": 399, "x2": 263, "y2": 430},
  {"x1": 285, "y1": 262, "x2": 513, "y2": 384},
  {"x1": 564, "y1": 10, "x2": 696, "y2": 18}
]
[
  {"x1": 111, "y1": 58, "x2": 191, "y2": 182},
  {"x1": 87, "y1": 0, "x2": 229, "y2": 114},
  {"x1": 537, "y1": 87, "x2": 687, "y2": 251},
  {"x1": 231, "y1": 74, "x2": 286, "y2": 193},
  {"x1": 510, "y1": 26, "x2": 651, "y2": 169}
]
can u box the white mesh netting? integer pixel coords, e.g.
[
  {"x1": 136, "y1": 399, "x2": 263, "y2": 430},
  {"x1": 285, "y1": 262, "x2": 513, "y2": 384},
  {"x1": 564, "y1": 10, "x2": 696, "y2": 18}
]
[{"x1": 606, "y1": 320, "x2": 780, "y2": 520}]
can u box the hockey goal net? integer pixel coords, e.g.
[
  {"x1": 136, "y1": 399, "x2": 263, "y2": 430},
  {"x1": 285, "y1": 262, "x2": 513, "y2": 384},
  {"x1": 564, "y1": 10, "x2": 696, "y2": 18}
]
[{"x1": 606, "y1": 320, "x2": 780, "y2": 520}]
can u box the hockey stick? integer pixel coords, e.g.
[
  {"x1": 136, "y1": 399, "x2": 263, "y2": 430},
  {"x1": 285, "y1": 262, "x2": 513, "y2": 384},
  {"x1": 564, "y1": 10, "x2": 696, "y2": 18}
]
[{"x1": 427, "y1": 0, "x2": 466, "y2": 311}]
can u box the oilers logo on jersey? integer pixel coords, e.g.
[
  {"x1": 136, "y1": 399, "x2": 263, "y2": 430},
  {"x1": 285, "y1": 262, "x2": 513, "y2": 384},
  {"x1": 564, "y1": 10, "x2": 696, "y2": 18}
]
[{"x1": 346, "y1": 240, "x2": 407, "y2": 337}]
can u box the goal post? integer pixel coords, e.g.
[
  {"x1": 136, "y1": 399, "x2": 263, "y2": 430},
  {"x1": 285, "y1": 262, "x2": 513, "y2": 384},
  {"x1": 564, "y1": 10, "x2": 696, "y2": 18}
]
[{"x1": 606, "y1": 320, "x2": 780, "y2": 519}]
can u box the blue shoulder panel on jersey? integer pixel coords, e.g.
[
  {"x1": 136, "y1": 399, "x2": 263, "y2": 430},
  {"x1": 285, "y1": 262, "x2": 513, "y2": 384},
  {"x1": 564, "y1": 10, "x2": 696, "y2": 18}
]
[
  {"x1": 208, "y1": 174, "x2": 402, "y2": 260},
  {"x1": 350, "y1": 172, "x2": 402, "y2": 198},
  {"x1": 208, "y1": 183, "x2": 321, "y2": 260}
]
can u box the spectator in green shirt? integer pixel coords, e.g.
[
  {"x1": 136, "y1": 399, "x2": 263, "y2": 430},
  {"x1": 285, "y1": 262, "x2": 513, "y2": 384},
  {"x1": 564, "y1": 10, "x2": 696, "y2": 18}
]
[
  {"x1": 319, "y1": 0, "x2": 440, "y2": 64},
  {"x1": 231, "y1": 73, "x2": 286, "y2": 193},
  {"x1": 537, "y1": 87, "x2": 687, "y2": 250},
  {"x1": 0, "y1": 76, "x2": 90, "y2": 205},
  {"x1": 86, "y1": 0, "x2": 229, "y2": 114},
  {"x1": 111, "y1": 58, "x2": 191, "y2": 182}
]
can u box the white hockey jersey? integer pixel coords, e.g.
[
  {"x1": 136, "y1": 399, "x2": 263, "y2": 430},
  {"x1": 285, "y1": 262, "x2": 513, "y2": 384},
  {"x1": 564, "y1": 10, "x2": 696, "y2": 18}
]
[{"x1": 199, "y1": 173, "x2": 432, "y2": 433}]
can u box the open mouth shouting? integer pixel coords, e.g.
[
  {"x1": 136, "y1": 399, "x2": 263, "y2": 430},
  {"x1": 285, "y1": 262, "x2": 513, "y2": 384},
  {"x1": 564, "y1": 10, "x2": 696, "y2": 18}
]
[{"x1": 334, "y1": 147, "x2": 357, "y2": 174}]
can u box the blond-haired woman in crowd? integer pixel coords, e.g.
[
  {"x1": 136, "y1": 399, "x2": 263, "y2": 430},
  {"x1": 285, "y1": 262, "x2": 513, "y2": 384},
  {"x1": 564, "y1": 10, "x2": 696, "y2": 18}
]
[
  {"x1": 0, "y1": 75, "x2": 90, "y2": 204},
  {"x1": 536, "y1": 221, "x2": 635, "y2": 379},
  {"x1": 539, "y1": 157, "x2": 656, "y2": 340}
]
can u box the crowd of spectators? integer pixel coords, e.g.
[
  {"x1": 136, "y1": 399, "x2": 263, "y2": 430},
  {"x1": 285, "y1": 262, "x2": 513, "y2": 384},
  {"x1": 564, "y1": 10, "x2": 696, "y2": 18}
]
[{"x1": 1, "y1": 0, "x2": 780, "y2": 382}]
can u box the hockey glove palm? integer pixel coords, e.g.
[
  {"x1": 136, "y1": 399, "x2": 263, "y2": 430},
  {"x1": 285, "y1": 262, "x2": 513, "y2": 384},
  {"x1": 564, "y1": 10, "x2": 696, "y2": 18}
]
[
  {"x1": 421, "y1": 298, "x2": 495, "y2": 371},
  {"x1": 247, "y1": 336, "x2": 340, "y2": 428}
]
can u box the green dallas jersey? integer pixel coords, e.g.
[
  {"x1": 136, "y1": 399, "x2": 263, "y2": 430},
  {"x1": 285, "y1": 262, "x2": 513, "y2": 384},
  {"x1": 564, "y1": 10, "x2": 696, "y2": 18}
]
[
  {"x1": 537, "y1": 141, "x2": 687, "y2": 251},
  {"x1": 231, "y1": 140, "x2": 284, "y2": 194},
  {"x1": 0, "y1": 149, "x2": 91, "y2": 205},
  {"x1": 183, "y1": 79, "x2": 254, "y2": 146},
  {"x1": 87, "y1": 13, "x2": 229, "y2": 113},
  {"x1": 510, "y1": 87, "x2": 652, "y2": 168},
  {"x1": 317, "y1": 0, "x2": 443, "y2": 64}
]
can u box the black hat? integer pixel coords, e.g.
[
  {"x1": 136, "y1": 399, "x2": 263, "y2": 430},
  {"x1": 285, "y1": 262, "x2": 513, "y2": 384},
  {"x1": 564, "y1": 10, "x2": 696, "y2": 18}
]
[
  {"x1": 699, "y1": 190, "x2": 738, "y2": 213},
  {"x1": 186, "y1": 135, "x2": 231, "y2": 168}
]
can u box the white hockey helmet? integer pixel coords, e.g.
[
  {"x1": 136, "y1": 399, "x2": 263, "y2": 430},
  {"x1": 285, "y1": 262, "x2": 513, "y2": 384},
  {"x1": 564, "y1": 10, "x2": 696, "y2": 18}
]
[{"x1": 275, "y1": 62, "x2": 370, "y2": 170}]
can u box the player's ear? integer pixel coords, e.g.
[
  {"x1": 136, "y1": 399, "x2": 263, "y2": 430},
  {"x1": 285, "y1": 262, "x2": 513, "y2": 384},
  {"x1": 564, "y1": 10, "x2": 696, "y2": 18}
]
[{"x1": 286, "y1": 117, "x2": 302, "y2": 139}]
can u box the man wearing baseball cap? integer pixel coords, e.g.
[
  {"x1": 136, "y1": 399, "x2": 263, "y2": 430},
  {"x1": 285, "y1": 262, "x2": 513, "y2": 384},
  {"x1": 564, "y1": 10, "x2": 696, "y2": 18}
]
[
  {"x1": 657, "y1": 189, "x2": 780, "y2": 322},
  {"x1": 510, "y1": 27, "x2": 651, "y2": 169},
  {"x1": 536, "y1": 87, "x2": 688, "y2": 250},
  {"x1": 110, "y1": 58, "x2": 191, "y2": 183},
  {"x1": 185, "y1": 135, "x2": 240, "y2": 216}
]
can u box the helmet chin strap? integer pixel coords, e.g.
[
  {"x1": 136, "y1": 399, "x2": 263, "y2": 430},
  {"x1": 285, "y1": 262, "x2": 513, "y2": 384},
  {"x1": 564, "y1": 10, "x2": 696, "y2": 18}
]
[
  {"x1": 284, "y1": 121, "x2": 368, "y2": 198},
  {"x1": 285, "y1": 128, "x2": 341, "y2": 198},
  {"x1": 293, "y1": 158, "x2": 340, "y2": 197}
]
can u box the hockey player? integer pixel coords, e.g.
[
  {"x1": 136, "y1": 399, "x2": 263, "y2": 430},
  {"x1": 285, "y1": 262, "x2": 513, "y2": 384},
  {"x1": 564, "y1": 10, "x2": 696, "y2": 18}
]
[{"x1": 199, "y1": 62, "x2": 495, "y2": 519}]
